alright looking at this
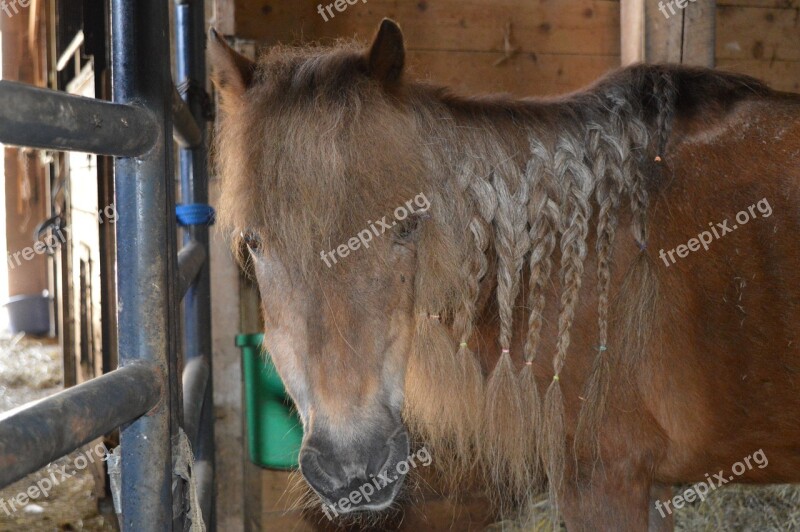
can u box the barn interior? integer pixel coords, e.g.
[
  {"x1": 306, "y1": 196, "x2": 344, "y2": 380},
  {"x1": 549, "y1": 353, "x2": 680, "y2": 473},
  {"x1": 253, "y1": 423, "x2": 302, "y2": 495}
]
[{"x1": 0, "y1": 0, "x2": 798, "y2": 530}]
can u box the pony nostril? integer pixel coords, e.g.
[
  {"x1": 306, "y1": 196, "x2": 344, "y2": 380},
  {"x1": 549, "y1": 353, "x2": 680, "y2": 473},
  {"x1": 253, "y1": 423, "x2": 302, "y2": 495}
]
[
  {"x1": 300, "y1": 443, "x2": 347, "y2": 484},
  {"x1": 366, "y1": 429, "x2": 410, "y2": 479},
  {"x1": 366, "y1": 443, "x2": 391, "y2": 477},
  {"x1": 319, "y1": 454, "x2": 346, "y2": 483},
  {"x1": 299, "y1": 449, "x2": 340, "y2": 496}
]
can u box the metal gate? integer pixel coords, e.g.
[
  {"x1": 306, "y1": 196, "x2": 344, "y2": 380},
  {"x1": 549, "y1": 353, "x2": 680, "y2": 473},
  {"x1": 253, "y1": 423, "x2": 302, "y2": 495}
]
[{"x1": 0, "y1": 0, "x2": 215, "y2": 529}]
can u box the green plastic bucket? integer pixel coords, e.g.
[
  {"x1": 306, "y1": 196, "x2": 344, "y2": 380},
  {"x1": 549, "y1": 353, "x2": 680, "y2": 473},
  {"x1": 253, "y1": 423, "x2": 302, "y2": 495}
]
[{"x1": 237, "y1": 333, "x2": 303, "y2": 469}]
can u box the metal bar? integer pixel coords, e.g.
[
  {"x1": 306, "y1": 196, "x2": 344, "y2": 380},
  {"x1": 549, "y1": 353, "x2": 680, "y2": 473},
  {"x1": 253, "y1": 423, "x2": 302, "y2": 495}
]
[
  {"x1": 182, "y1": 357, "x2": 209, "y2": 447},
  {"x1": 111, "y1": 0, "x2": 181, "y2": 529},
  {"x1": 194, "y1": 460, "x2": 214, "y2": 528},
  {"x1": 0, "y1": 363, "x2": 160, "y2": 488},
  {"x1": 172, "y1": 85, "x2": 202, "y2": 148},
  {"x1": 175, "y1": 0, "x2": 216, "y2": 528},
  {"x1": 177, "y1": 241, "x2": 207, "y2": 298},
  {"x1": 0, "y1": 80, "x2": 158, "y2": 156}
]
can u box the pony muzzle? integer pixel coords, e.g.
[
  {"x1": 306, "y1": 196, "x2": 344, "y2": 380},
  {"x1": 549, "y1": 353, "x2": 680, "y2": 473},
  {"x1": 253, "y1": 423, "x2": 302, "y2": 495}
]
[{"x1": 299, "y1": 427, "x2": 410, "y2": 513}]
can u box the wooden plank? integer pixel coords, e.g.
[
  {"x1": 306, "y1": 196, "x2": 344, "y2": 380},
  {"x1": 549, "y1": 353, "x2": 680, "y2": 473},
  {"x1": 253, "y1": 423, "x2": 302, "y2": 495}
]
[
  {"x1": 240, "y1": 278, "x2": 264, "y2": 532},
  {"x1": 717, "y1": 58, "x2": 800, "y2": 91},
  {"x1": 717, "y1": 6, "x2": 800, "y2": 61},
  {"x1": 621, "y1": 0, "x2": 645, "y2": 65},
  {"x1": 718, "y1": 0, "x2": 799, "y2": 7},
  {"x1": 621, "y1": 0, "x2": 715, "y2": 66},
  {"x1": 233, "y1": 1, "x2": 308, "y2": 45},
  {"x1": 2, "y1": 2, "x2": 50, "y2": 299},
  {"x1": 234, "y1": 0, "x2": 621, "y2": 57},
  {"x1": 210, "y1": 184, "x2": 246, "y2": 532},
  {"x1": 622, "y1": 0, "x2": 683, "y2": 63},
  {"x1": 683, "y1": 0, "x2": 716, "y2": 66},
  {"x1": 213, "y1": 0, "x2": 236, "y2": 36},
  {"x1": 406, "y1": 50, "x2": 619, "y2": 97},
  {"x1": 216, "y1": 43, "x2": 619, "y2": 98}
]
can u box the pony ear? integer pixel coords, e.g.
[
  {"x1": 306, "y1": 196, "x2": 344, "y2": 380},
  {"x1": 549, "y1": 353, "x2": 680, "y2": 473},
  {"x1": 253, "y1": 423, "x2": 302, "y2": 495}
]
[
  {"x1": 367, "y1": 19, "x2": 405, "y2": 85},
  {"x1": 208, "y1": 27, "x2": 256, "y2": 101}
]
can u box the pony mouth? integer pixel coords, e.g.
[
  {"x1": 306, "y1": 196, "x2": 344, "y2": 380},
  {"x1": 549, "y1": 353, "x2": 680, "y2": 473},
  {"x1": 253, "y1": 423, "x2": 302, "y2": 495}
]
[
  {"x1": 323, "y1": 474, "x2": 406, "y2": 514},
  {"x1": 309, "y1": 467, "x2": 408, "y2": 515}
]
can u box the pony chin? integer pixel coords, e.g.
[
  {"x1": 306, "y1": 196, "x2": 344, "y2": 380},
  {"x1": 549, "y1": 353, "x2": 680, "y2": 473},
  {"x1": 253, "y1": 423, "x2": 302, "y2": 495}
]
[{"x1": 296, "y1": 465, "x2": 425, "y2": 528}]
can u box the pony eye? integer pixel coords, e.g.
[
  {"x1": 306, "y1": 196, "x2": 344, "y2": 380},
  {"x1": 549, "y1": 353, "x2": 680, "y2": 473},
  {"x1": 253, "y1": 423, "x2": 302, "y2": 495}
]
[
  {"x1": 392, "y1": 213, "x2": 428, "y2": 244},
  {"x1": 240, "y1": 230, "x2": 262, "y2": 251},
  {"x1": 394, "y1": 223, "x2": 414, "y2": 241}
]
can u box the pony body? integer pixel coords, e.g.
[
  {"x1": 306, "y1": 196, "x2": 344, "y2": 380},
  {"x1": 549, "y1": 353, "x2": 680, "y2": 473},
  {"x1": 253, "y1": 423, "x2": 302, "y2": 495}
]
[{"x1": 210, "y1": 20, "x2": 800, "y2": 530}]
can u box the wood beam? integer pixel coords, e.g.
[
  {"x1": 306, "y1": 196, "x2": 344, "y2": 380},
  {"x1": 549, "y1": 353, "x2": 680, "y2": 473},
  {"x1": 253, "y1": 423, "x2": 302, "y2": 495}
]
[{"x1": 621, "y1": 0, "x2": 715, "y2": 66}]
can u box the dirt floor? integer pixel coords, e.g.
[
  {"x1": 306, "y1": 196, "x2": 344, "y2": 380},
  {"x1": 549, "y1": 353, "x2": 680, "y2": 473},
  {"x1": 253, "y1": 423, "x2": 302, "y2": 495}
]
[{"x1": 0, "y1": 332, "x2": 116, "y2": 532}]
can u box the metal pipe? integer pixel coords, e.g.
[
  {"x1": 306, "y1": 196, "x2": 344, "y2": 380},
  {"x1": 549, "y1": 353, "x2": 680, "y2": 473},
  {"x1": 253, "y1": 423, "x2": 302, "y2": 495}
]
[
  {"x1": 177, "y1": 241, "x2": 207, "y2": 298},
  {"x1": 0, "y1": 80, "x2": 158, "y2": 157},
  {"x1": 182, "y1": 357, "x2": 209, "y2": 447},
  {"x1": 172, "y1": 85, "x2": 202, "y2": 148},
  {"x1": 111, "y1": 0, "x2": 181, "y2": 529},
  {"x1": 175, "y1": 1, "x2": 216, "y2": 528},
  {"x1": 0, "y1": 363, "x2": 161, "y2": 488},
  {"x1": 194, "y1": 460, "x2": 214, "y2": 528}
]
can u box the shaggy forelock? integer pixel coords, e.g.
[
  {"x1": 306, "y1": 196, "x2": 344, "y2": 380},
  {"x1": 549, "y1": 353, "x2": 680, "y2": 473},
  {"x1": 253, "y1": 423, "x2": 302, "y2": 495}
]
[{"x1": 216, "y1": 42, "x2": 435, "y2": 278}]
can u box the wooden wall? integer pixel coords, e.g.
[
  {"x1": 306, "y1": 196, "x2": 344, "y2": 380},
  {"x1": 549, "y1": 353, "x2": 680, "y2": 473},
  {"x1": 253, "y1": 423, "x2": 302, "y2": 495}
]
[
  {"x1": 2, "y1": 0, "x2": 50, "y2": 298},
  {"x1": 717, "y1": 0, "x2": 800, "y2": 92},
  {"x1": 215, "y1": 0, "x2": 620, "y2": 96},
  {"x1": 212, "y1": 0, "x2": 799, "y2": 97}
]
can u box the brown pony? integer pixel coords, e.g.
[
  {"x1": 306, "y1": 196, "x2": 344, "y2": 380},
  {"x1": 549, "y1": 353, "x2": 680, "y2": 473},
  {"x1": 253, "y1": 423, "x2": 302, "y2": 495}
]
[{"x1": 209, "y1": 19, "x2": 800, "y2": 530}]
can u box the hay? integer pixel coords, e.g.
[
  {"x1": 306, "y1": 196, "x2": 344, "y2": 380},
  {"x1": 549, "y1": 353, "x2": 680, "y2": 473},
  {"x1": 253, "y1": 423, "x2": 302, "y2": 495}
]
[
  {"x1": 0, "y1": 452, "x2": 116, "y2": 532},
  {"x1": 483, "y1": 483, "x2": 800, "y2": 531},
  {"x1": 0, "y1": 332, "x2": 61, "y2": 412},
  {"x1": 674, "y1": 484, "x2": 800, "y2": 531},
  {"x1": 0, "y1": 332, "x2": 115, "y2": 531}
]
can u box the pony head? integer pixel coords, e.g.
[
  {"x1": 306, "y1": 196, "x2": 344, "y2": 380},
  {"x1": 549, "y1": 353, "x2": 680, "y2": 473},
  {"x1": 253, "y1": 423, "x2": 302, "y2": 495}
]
[{"x1": 209, "y1": 20, "x2": 469, "y2": 513}]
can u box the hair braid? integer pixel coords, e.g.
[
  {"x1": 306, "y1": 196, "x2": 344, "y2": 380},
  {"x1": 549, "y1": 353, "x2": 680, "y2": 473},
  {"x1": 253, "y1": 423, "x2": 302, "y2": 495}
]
[
  {"x1": 518, "y1": 135, "x2": 559, "y2": 486},
  {"x1": 493, "y1": 157, "x2": 530, "y2": 351},
  {"x1": 605, "y1": 88, "x2": 660, "y2": 376},
  {"x1": 542, "y1": 127, "x2": 595, "y2": 516},
  {"x1": 653, "y1": 69, "x2": 677, "y2": 158},
  {"x1": 483, "y1": 148, "x2": 532, "y2": 503},
  {"x1": 523, "y1": 138, "x2": 561, "y2": 363},
  {"x1": 574, "y1": 120, "x2": 625, "y2": 462},
  {"x1": 447, "y1": 156, "x2": 488, "y2": 465}
]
